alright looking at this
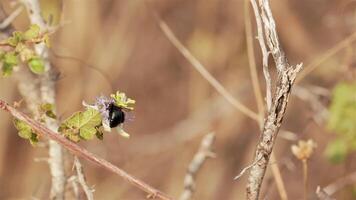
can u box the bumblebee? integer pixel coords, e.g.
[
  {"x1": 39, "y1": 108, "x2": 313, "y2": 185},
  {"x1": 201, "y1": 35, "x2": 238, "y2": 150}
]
[{"x1": 107, "y1": 103, "x2": 125, "y2": 128}]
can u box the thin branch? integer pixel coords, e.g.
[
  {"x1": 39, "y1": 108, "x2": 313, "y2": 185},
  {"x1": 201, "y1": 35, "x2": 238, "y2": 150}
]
[
  {"x1": 323, "y1": 171, "x2": 356, "y2": 195},
  {"x1": 179, "y1": 133, "x2": 215, "y2": 200},
  {"x1": 245, "y1": 1, "x2": 288, "y2": 199},
  {"x1": 246, "y1": 0, "x2": 303, "y2": 199},
  {"x1": 270, "y1": 153, "x2": 288, "y2": 200},
  {"x1": 249, "y1": 0, "x2": 272, "y2": 111},
  {"x1": 67, "y1": 176, "x2": 80, "y2": 199},
  {"x1": 234, "y1": 159, "x2": 259, "y2": 180},
  {"x1": 244, "y1": 0, "x2": 264, "y2": 122},
  {"x1": 21, "y1": 0, "x2": 66, "y2": 199},
  {"x1": 0, "y1": 99, "x2": 173, "y2": 200},
  {"x1": 297, "y1": 31, "x2": 356, "y2": 82},
  {"x1": 156, "y1": 16, "x2": 259, "y2": 122},
  {"x1": 74, "y1": 157, "x2": 94, "y2": 200},
  {"x1": 0, "y1": 6, "x2": 23, "y2": 30},
  {"x1": 316, "y1": 186, "x2": 335, "y2": 200}
]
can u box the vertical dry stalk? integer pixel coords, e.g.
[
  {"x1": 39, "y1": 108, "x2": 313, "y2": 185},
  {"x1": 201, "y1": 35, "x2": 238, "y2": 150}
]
[
  {"x1": 244, "y1": 0, "x2": 264, "y2": 123},
  {"x1": 303, "y1": 159, "x2": 308, "y2": 200},
  {"x1": 21, "y1": 0, "x2": 66, "y2": 199},
  {"x1": 246, "y1": 0, "x2": 303, "y2": 199},
  {"x1": 179, "y1": 133, "x2": 215, "y2": 200},
  {"x1": 244, "y1": 1, "x2": 288, "y2": 199},
  {"x1": 74, "y1": 157, "x2": 94, "y2": 200}
]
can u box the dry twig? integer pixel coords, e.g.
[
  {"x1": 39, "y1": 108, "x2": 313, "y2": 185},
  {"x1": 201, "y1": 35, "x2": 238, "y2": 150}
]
[
  {"x1": 74, "y1": 157, "x2": 94, "y2": 200},
  {"x1": 244, "y1": 0, "x2": 264, "y2": 122},
  {"x1": 244, "y1": 1, "x2": 288, "y2": 199},
  {"x1": 179, "y1": 133, "x2": 215, "y2": 200},
  {"x1": 323, "y1": 171, "x2": 356, "y2": 196},
  {"x1": 246, "y1": 0, "x2": 303, "y2": 199},
  {"x1": 0, "y1": 6, "x2": 23, "y2": 30},
  {"x1": 157, "y1": 16, "x2": 259, "y2": 122},
  {"x1": 316, "y1": 186, "x2": 335, "y2": 200},
  {"x1": 0, "y1": 99, "x2": 173, "y2": 200}
]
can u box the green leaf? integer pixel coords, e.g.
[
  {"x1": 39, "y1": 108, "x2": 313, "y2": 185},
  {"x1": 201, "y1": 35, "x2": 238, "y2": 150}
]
[
  {"x1": 24, "y1": 25, "x2": 41, "y2": 40},
  {"x1": 325, "y1": 138, "x2": 348, "y2": 164},
  {"x1": 13, "y1": 119, "x2": 33, "y2": 139},
  {"x1": 58, "y1": 108, "x2": 102, "y2": 141},
  {"x1": 4, "y1": 52, "x2": 18, "y2": 65},
  {"x1": 2, "y1": 63, "x2": 13, "y2": 77},
  {"x1": 40, "y1": 103, "x2": 57, "y2": 119},
  {"x1": 2, "y1": 52, "x2": 18, "y2": 77},
  {"x1": 7, "y1": 31, "x2": 24, "y2": 46},
  {"x1": 0, "y1": 50, "x2": 5, "y2": 60},
  {"x1": 13, "y1": 119, "x2": 38, "y2": 145},
  {"x1": 28, "y1": 57, "x2": 45, "y2": 74},
  {"x1": 79, "y1": 126, "x2": 97, "y2": 140},
  {"x1": 328, "y1": 82, "x2": 356, "y2": 135}
]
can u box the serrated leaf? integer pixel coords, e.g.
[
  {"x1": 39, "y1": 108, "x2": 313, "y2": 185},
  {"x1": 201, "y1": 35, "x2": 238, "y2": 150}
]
[
  {"x1": 79, "y1": 126, "x2": 96, "y2": 140},
  {"x1": 40, "y1": 103, "x2": 57, "y2": 119},
  {"x1": 24, "y1": 25, "x2": 41, "y2": 40},
  {"x1": 2, "y1": 52, "x2": 18, "y2": 77},
  {"x1": 7, "y1": 31, "x2": 24, "y2": 46},
  {"x1": 28, "y1": 57, "x2": 45, "y2": 74},
  {"x1": 4, "y1": 52, "x2": 18, "y2": 65},
  {"x1": 13, "y1": 119, "x2": 33, "y2": 139},
  {"x1": 325, "y1": 138, "x2": 348, "y2": 164},
  {"x1": 2, "y1": 62, "x2": 13, "y2": 77},
  {"x1": 59, "y1": 108, "x2": 102, "y2": 141}
]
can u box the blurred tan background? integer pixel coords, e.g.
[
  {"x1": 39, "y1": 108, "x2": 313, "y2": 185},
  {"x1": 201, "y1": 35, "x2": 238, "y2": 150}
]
[{"x1": 0, "y1": 0, "x2": 355, "y2": 199}]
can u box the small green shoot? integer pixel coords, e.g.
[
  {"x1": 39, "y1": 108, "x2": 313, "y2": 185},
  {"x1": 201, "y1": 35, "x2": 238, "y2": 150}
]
[{"x1": 13, "y1": 119, "x2": 39, "y2": 145}]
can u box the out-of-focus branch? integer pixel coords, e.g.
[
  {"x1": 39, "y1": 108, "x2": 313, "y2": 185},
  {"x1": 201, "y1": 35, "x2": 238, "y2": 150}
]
[
  {"x1": 156, "y1": 16, "x2": 259, "y2": 122},
  {"x1": 0, "y1": 6, "x2": 23, "y2": 30},
  {"x1": 74, "y1": 157, "x2": 94, "y2": 200},
  {"x1": 68, "y1": 176, "x2": 81, "y2": 199},
  {"x1": 297, "y1": 31, "x2": 356, "y2": 82},
  {"x1": 248, "y1": 0, "x2": 273, "y2": 112},
  {"x1": 21, "y1": 0, "x2": 66, "y2": 199},
  {"x1": 179, "y1": 133, "x2": 215, "y2": 200},
  {"x1": 0, "y1": 99, "x2": 173, "y2": 200},
  {"x1": 244, "y1": 0, "x2": 264, "y2": 122},
  {"x1": 316, "y1": 186, "x2": 335, "y2": 200},
  {"x1": 323, "y1": 171, "x2": 356, "y2": 196},
  {"x1": 316, "y1": 171, "x2": 356, "y2": 200},
  {"x1": 246, "y1": 0, "x2": 303, "y2": 199}
]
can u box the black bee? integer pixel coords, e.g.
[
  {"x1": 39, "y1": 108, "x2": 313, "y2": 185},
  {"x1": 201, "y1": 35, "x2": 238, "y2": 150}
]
[{"x1": 107, "y1": 103, "x2": 125, "y2": 128}]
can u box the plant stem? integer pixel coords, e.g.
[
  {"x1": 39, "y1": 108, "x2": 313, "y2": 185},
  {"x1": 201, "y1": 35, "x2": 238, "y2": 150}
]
[
  {"x1": 0, "y1": 99, "x2": 173, "y2": 200},
  {"x1": 303, "y1": 159, "x2": 308, "y2": 200}
]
